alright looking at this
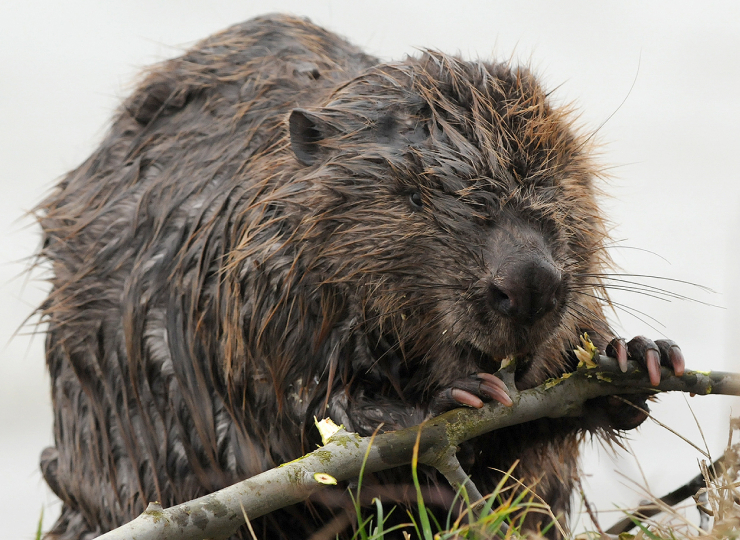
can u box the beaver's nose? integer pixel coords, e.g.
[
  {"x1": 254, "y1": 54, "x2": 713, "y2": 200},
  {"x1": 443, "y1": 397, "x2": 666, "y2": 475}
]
[{"x1": 487, "y1": 255, "x2": 562, "y2": 325}]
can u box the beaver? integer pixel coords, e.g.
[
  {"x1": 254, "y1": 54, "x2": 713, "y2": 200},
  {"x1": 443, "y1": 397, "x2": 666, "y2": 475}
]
[{"x1": 37, "y1": 14, "x2": 686, "y2": 539}]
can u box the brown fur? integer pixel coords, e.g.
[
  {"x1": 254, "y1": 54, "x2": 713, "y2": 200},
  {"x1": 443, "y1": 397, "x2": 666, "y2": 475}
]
[{"x1": 37, "y1": 14, "x2": 627, "y2": 539}]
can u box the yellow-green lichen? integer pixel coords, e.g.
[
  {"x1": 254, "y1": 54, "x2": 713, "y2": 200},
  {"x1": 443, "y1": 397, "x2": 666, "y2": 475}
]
[
  {"x1": 278, "y1": 454, "x2": 312, "y2": 468},
  {"x1": 313, "y1": 450, "x2": 333, "y2": 465},
  {"x1": 144, "y1": 503, "x2": 166, "y2": 524},
  {"x1": 285, "y1": 467, "x2": 303, "y2": 485},
  {"x1": 543, "y1": 372, "x2": 572, "y2": 389},
  {"x1": 445, "y1": 420, "x2": 467, "y2": 445},
  {"x1": 328, "y1": 433, "x2": 362, "y2": 449}
]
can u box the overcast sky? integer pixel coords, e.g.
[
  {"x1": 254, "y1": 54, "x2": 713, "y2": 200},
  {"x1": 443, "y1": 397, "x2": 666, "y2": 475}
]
[{"x1": 2, "y1": 1, "x2": 739, "y2": 538}]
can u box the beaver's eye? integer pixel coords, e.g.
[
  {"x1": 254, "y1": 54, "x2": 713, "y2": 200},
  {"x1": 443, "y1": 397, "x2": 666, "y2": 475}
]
[{"x1": 409, "y1": 191, "x2": 423, "y2": 210}]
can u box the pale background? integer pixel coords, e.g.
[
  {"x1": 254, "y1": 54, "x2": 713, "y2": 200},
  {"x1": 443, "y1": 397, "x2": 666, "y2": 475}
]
[{"x1": 2, "y1": 1, "x2": 739, "y2": 538}]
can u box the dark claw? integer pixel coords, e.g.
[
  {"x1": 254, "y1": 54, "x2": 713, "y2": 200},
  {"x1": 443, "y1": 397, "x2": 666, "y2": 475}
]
[
  {"x1": 601, "y1": 334, "x2": 683, "y2": 431},
  {"x1": 655, "y1": 339, "x2": 685, "y2": 377},
  {"x1": 430, "y1": 373, "x2": 512, "y2": 415},
  {"x1": 605, "y1": 338, "x2": 628, "y2": 372},
  {"x1": 607, "y1": 335, "x2": 685, "y2": 386}
]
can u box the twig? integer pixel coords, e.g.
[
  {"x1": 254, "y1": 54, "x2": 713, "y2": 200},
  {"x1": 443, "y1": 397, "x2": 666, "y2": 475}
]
[
  {"x1": 577, "y1": 476, "x2": 606, "y2": 537},
  {"x1": 605, "y1": 455, "x2": 726, "y2": 534}
]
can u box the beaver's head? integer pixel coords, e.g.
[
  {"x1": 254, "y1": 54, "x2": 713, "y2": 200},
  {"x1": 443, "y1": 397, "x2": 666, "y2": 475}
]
[{"x1": 286, "y1": 51, "x2": 610, "y2": 382}]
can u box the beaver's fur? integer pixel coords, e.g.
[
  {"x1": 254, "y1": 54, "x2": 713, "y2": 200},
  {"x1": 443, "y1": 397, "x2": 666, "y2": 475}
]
[{"x1": 38, "y1": 14, "x2": 645, "y2": 539}]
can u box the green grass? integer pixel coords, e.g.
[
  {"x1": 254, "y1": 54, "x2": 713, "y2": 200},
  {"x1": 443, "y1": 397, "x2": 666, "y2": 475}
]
[
  {"x1": 35, "y1": 508, "x2": 43, "y2": 540},
  {"x1": 347, "y1": 436, "x2": 740, "y2": 540},
  {"x1": 349, "y1": 430, "x2": 558, "y2": 540}
]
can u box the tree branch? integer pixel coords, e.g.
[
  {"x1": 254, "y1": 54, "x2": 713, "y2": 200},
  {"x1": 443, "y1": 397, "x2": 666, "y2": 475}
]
[{"x1": 94, "y1": 357, "x2": 740, "y2": 540}]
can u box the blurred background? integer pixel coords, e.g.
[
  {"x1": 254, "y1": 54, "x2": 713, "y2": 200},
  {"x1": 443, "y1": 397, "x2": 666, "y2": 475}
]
[{"x1": 1, "y1": 1, "x2": 738, "y2": 537}]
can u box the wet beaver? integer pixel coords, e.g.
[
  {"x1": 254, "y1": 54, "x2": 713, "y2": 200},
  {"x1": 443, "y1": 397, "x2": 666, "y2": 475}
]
[{"x1": 37, "y1": 14, "x2": 685, "y2": 539}]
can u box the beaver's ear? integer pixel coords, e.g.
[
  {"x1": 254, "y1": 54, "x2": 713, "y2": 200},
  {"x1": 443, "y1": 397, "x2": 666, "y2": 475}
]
[
  {"x1": 128, "y1": 76, "x2": 189, "y2": 125},
  {"x1": 289, "y1": 108, "x2": 332, "y2": 166}
]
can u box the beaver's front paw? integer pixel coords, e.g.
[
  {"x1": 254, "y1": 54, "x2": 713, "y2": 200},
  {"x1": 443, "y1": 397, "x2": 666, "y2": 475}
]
[
  {"x1": 595, "y1": 336, "x2": 685, "y2": 431},
  {"x1": 590, "y1": 394, "x2": 651, "y2": 431},
  {"x1": 606, "y1": 336, "x2": 685, "y2": 386},
  {"x1": 429, "y1": 373, "x2": 513, "y2": 416}
]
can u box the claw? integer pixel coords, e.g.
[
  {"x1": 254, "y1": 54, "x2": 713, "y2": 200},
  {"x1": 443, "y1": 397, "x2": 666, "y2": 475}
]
[
  {"x1": 476, "y1": 373, "x2": 513, "y2": 406},
  {"x1": 669, "y1": 346, "x2": 685, "y2": 377},
  {"x1": 481, "y1": 383, "x2": 513, "y2": 406},
  {"x1": 606, "y1": 337, "x2": 629, "y2": 373},
  {"x1": 646, "y1": 348, "x2": 661, "y2": 386},
  {"x1": 451, "y1": 388, "x2": 484, "y2": 409},
  {"x1": 615, "y1": 338, "x2": 628, "y2": 373},
  {"x1": 433, "y1": 372, "x2": 513, "y2": 414}
]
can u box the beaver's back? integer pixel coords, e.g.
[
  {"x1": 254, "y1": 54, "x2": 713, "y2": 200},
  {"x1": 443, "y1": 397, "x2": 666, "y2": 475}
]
[
  {"x1": 38, "y1": 15, "x2": 377, "y2": 539},
  {"x1": 44, "y1": 14, "x2": 376, "y2": 230}
]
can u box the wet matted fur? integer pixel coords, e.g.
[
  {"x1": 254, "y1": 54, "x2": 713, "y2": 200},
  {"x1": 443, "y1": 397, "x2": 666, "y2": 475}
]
[{"x1": 37, "y1": 14, "x2": 648, "y2": 539}]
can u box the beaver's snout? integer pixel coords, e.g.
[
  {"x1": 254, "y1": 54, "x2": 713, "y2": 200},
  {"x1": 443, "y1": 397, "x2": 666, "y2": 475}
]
[
  {"x1": 484, "y1": 216, "x2": 563, "y2": 327},
  {"x1": 487, "y1": 255, "x2": 562, "y2": 325}
]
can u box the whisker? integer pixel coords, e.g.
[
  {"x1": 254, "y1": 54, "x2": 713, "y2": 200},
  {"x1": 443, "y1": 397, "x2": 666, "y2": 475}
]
[
  {"x1": 563, "y1": 303, "x2": 614, "y2": 336},
  {"x1": 578, "y1": 278, "x2": 691, "y2": 296},
  {"x1": 574, "y1": 273, "x2": 715, "y2": 293},
  {"x1": 579, "y1": 52, "x2": 641, "y2": 149},
  {"x1": 604, "y1": 244, "x2": 671, "y2": 263},
  {"x1": 572, "y1": 291, "x2": 666, "y2": 333},
  {"x1": 574, "y1": 282, "x2": 719, "y2": 306}
]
